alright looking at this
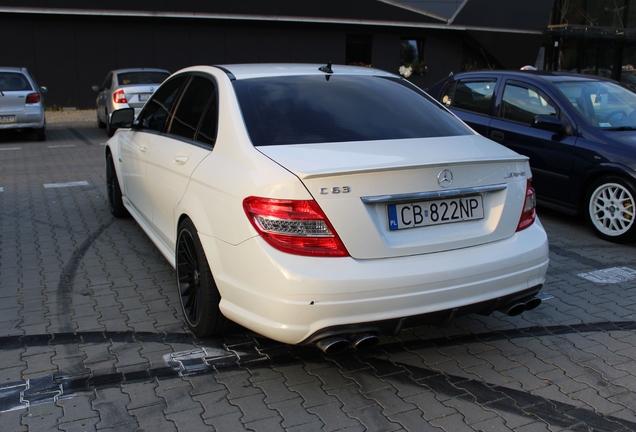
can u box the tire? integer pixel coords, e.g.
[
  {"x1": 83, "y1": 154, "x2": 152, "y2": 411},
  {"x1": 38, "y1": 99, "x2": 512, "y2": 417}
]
[
  {"x1": 106, "y1": 152, "x2": 129, "y2": 218},
  {"x1": 176, "y1": 218, "x2": 233, "y2": 337},
  {"x1": 34, "y1": 123, "x2": 46, "y2": 142},
  {"x1": 106, "y1": 120, "x2": 116, "y2": 137},
  {"x1": 586, "y1": 176, "x2": 636, "y2": 243},
  {"x1": 97, "y1": 110, "x2": 106, "y2": 129}
]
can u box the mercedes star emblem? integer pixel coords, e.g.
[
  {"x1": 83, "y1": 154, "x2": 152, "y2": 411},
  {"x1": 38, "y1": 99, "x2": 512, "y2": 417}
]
[{"x1": 437, "y1": 169, "x2": 453, "y2": 188}]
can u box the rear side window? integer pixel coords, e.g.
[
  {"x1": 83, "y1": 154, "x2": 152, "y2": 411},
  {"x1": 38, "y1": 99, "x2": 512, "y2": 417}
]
[
  {"x1": 233, "y1": 75, "x2": 472, "y2": 146},
  {"x1": 442, "y1": 79, "x2": 495, "y2": 115},
  {"x1": 117, "y1": 71, "x2": 170, "y2": 85},
  {"x1": 0, "y1": 73, "x2": 32, "y2": 91},
  {"x1": 168, "y1": 75, "x2": 218, "y2": 145}
]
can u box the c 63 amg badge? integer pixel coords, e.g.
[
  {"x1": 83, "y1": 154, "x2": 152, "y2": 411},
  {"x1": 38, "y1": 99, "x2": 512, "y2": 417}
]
[{"x1": 320, "y1": 186, "x2": 351, "y2": 194}]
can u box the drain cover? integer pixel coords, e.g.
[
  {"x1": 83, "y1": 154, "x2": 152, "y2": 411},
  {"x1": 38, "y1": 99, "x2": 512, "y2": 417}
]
[{"x1": 578, "y1": 267, "x2": 636, "y2": 284}]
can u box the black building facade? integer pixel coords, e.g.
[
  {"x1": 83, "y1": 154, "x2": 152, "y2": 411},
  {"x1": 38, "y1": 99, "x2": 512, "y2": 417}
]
[
  {"x1": 546, "y1": 0, "x2": 636, "y2": 89},
  {"x1": 0, "y1": 0, "x2": 554, "y2": 109}
]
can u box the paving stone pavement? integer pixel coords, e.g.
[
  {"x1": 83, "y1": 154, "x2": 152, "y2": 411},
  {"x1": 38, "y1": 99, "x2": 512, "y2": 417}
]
[{"x1": 0, "y1": 111, "x2": 635, "y2": 431}]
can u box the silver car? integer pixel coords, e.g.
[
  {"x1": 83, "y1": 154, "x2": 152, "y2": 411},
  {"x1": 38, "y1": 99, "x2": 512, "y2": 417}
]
[
  {"x1": 92, "y1": 68, "x2": 169, "y2": 137},
  {"x1": 0, "y1": 67, "x2": 47, "y2": 141}
]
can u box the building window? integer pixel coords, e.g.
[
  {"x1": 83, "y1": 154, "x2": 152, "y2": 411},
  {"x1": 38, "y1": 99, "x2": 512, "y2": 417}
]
[
  {"x1": 400, "y1": 38, "x2": 427, "y2": 76},
  {"x1": 346, "y1": 34, "x2": 373, "y2": 67}
]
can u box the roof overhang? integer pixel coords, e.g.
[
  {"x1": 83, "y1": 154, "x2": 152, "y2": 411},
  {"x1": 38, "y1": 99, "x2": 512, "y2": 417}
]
[{"x1": 0, "y1": 7, "x2": 544, "y2": 35}]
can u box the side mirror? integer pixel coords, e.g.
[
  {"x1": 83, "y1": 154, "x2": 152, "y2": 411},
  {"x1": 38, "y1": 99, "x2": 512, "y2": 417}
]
[
  {"x1": 532, "y1": 115, "x2": 566, "y2": 134},
  {"x1": 110, "y1": 108, "x2": 135, "y2": 129},
  {"x1": 39, "y1": 86, "x2": 48, "y2": 93},
  {"x1": 91, "y1": 85, "x2": 100, "y2": 92}
]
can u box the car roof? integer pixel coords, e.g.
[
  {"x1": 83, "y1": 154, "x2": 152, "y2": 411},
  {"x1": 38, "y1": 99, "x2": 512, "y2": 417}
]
[
  {"x1": 179, "y1": 64, "x2": 396, "y2": 80},
  {"x1": 452, "y1": 70, "x2": 616, "y2": 84},
  {"x1": 0, "y1": 67, "x2": 28, "y2": 73},
  {"x1": 111, "y1": 68, "x2": 170, "y2": 74}
]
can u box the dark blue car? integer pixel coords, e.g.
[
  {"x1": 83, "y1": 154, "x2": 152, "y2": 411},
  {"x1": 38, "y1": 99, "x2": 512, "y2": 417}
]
[{"x1": 427, "y1": 70, "x2": 636, "y2": 243}]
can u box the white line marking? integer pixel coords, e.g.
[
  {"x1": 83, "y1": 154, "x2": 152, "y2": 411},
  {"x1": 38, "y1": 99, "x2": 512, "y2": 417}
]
[
  {"x1": 0, "y1": 147, "x2": 21, "y2": 151},
  {"x1": 43, "y1": 181, "x2": 89, "y2": 189},
  {"x1": 47, "y1": 144, "x2": 76, "y2": 148}
]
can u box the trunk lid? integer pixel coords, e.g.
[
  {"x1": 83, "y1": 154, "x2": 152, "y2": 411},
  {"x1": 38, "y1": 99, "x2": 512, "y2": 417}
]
[
  {"x1": 0, "y1": 91, "x2": 27, "y2": 114},
  {"x1": 257, "y1": 135, "x2": 532, "y2": 259},
  {"x1": 121, "y1": 85, "x2": 158, "y2": 109}
]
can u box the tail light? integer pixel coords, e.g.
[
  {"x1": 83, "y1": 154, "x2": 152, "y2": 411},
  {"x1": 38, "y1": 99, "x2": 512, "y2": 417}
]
[
  {"x1": 243, "y1": 197, "x2": 349, "y2": 257},
  {"x1": 25, "y1": 93, "x2": 41, "y2": 104},
  {"x1": 516, "y1": 179, "x2": 536, "y2": 232},
  {"x1": 113, "y1": 89, "x2": 127, "y2": 104}
]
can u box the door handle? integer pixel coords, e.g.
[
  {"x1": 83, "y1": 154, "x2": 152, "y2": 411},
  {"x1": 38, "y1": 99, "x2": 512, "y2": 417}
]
[
  {"x1": 490, "y1": 130, "x2": 504, "y2": 142},
  {"x1": 173, "y1": 155, "x2": 190, "y2": 165}
]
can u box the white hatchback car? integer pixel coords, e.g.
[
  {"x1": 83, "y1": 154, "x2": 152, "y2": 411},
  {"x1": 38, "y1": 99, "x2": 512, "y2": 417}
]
[{"x1": 105, "y1": 64, "x2": 549, "y2": 353}]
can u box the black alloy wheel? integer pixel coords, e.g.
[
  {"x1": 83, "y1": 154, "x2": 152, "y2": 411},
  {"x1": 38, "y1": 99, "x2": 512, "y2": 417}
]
[{"x1": 176, "y1": 218, "x2": 233, "y2": 337}]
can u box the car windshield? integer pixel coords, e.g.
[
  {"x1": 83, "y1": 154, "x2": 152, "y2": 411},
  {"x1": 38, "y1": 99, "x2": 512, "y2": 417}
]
[
  {"x1": 0, "y1": 72, "x2": 32, "y2": 91},
  {"x1": 117, "y1": 71, "x2": 170, "y2": 85},
  {"x1": 233, "y1": 75, "x2": 473, "y2": 146},
  {"x1": 554, "y1": 80, "x2": 636, "y2": 130}
]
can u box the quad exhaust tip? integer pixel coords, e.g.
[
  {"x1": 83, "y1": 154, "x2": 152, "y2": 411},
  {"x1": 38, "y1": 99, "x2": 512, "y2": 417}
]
[
  {"x1": 315, "y1": 333, "x2": 380, "y2": 355},
  {"x1": 315, "y1": 295, "x2": 543, "y2": 353},
  {"x1": 315, "y1": 336, "x2": 350, "y2": 355},
  {"x1": 498, "y1": 296, "x2": 542, "y2": 316}
]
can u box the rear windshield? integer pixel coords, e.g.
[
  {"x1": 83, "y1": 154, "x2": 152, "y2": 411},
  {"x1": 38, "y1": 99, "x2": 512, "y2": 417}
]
[
  {"x1": 117, "y1": 71, "x2": 170, "y2": 86},
  {"x1": 233, "y1": 75, "x2": 472, "y2": 146},
  {"x1": 0, "y1": 72, "x2": 32, "y2": 91}
]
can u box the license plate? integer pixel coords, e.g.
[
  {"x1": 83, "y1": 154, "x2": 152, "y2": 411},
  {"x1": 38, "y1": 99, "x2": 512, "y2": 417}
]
[
  {"x1": 388, "y1": 195, "x2": 484, "y2": 230},
  {"x1": 0, "y1": 115, "x2": 16, "y2": 124},
  {"x1": 138, "y1": 94, "x2": 150, "y2": 102}
]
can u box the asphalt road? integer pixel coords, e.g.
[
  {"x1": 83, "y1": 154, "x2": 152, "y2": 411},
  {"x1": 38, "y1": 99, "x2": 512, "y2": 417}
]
[{"x1": 1, "y1": 114, "x2": 636, "y2": 431}]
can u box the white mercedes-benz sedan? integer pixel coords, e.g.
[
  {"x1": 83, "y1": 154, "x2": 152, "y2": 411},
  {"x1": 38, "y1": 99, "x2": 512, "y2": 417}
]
[{"x1": 105, "y1": 63, "x2": 549, "y2": 353}]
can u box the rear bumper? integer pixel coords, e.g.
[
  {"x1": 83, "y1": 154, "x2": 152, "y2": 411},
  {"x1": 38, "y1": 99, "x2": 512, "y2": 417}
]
[
  {"x1": 201, "y1": 219, "x2": 549, "y2": 345},
  {"x1": 0, "y1": 108, "x2": 44, "y2": 130}
]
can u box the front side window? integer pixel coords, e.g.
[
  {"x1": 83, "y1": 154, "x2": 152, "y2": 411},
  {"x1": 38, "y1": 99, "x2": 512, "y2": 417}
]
[
  {"x1": 501, "y1": 83, "x2": 557, "y2": 125},
  {"x1": 555, "y1": 79, "x2": 636, "y2": 129},
  {"x1": 168, "y1": 75, "x2": 218, "y2": 144},
  {"x1": 137, "y1": 75, "x2": 188, "y2": 133},
  {"x1": 102, "y1": 73, "x2": 112, "y2": 91},
  {"x1": 233, "y1": 75, "x2": 472, "y2": 146},
  {"x1": 442, "y1": 79, "x2": 496, "y2": 115}
]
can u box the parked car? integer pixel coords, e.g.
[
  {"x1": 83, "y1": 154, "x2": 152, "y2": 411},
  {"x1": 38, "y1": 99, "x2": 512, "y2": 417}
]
[
  {"x1": 427, "y1": 70, "x2": 636, "y2": 243},
  {"x1": 0, "y1": 67, "x2": 47, "y2": 141},
  {"x1": 105, "y1": 64, "x2": 549, "y2": 352},
  {"x1": 92, "y1": 68, "x2": 170, "y2": 137}
]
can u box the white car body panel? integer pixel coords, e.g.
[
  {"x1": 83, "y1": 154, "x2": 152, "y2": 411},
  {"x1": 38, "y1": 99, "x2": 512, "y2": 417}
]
[
  {"x1": 146, "y1": 135, "x2": 211, "y2": 248},
  {"x1": 202, "y1": 220, "x2": 548, "y2": 344},
  {"x1": 105, "y1": 63, "x2": 550, "y2": 346},
  {"x1": 118, "y1": 130, "x2": 156, "y2": 224},
  {"x1": 257, "y1": 136, "x2": 531, "y2": 258}
]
